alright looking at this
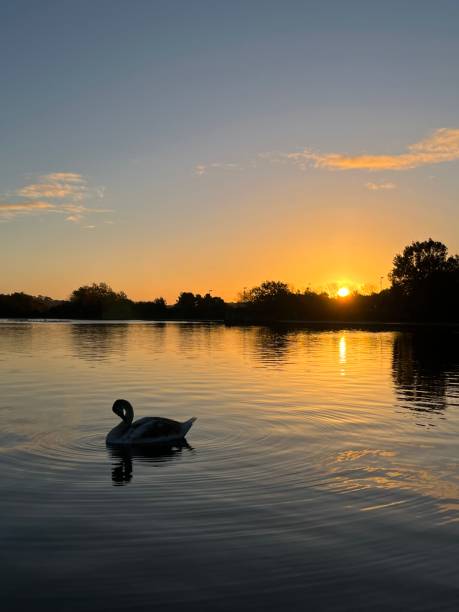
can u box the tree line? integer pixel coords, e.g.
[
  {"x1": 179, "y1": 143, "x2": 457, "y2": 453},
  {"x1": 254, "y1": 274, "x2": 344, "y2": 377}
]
[
  {"x1": 0, "y1": 283, "x2": 226, "y2": 320},
  {"x1": 1, "y1": 239, "x2": 458, "y2": 322}
]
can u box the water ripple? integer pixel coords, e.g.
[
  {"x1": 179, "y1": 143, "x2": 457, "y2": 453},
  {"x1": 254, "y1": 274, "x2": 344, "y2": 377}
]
[{"x1": 1, "y1": 323, "x2": 458, "y2": 611}]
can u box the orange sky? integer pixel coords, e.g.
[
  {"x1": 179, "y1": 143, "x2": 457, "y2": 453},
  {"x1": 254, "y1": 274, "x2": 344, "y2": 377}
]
[{"x1": 1, "y1": 3, "x2": 458, "y2": 302}]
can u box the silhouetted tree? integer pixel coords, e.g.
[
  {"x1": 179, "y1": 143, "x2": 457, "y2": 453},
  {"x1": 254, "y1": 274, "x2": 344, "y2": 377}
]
[
  {"x1": 173, "y1": 292, "x2": 226, "y2": 319},
  {"x1": 196, "y1": 293, "x2": 226, "y2": 318},
  {"x1": 389, "y1": 239, "x2": 459, "y2": 320},
  {"x1": 175, "y1": 292, "x2": 197, "y2": 316},
  {"x1": 241, "y1": 281, "x2": 290, "y2": 303},
  {"x1": 390, "y1": 239, "x2": 459, "y2": 293},
  {"x1": 135, "y1": 297, "x2": 168, "y2": 319},
  {"x1": 0, "y1": 292, "x2": 56, "y2": 317},
  {"x1": 240, "y1": 281, "x2": 296, "y2": 319},
  {"x1": 69, "y1": 282, "x2": 133, "y2": 319}
]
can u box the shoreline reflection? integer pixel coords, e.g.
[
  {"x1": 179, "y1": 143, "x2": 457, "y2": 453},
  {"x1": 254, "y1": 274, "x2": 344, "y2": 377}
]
[
  {"x1": 69, "y1": 323, "x2": 130, "y2": 363},
  {"x1": 392, "y1": 332, "x2": 459, "y2": 419},
  {"x1": 250, "y1": 327, "x2": 294, "y2": 368}
]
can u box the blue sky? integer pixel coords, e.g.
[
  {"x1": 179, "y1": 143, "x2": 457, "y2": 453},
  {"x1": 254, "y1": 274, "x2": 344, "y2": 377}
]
[{"x1": 1, "y1": 0, "x2": 458, "y2": 299}]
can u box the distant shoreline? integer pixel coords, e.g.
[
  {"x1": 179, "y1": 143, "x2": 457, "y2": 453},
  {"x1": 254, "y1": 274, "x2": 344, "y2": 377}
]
[
  {"x1": 1, "y1": 317, "x2": 458, "y2": 332},
  {"x1": 226, "y1": 319, "x2": 459, "y2": 331}
]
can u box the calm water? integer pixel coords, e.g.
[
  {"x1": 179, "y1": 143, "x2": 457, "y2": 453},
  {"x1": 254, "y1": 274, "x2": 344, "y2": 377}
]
[{"x1": 1, "y1": 322, "x2": 458, "y2": 611}]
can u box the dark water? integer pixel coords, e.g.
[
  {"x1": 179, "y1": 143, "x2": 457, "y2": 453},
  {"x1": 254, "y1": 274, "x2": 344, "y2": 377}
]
[{"x1": 0, "y1": 322, "x2": 458, "y2": 611}]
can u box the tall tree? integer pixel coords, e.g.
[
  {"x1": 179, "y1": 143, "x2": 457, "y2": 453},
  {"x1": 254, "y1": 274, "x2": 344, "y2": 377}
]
[
  {"x1": 389, "y1": 239, "x2": 459, "y2": 320},
  {"x1": 390, "y1": 239, "x2": 459, "y2": 295}
]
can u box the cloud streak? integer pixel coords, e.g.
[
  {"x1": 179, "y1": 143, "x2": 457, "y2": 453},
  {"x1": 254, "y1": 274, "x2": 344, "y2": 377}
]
[
  {"x1": 196, "y1": 128, "x2": 459, "y2": 176},
  {"x1": 194, "y1": 162, "x2": 240, "y2": 176},
  {"x1": 365, "y1": 181, "x2": 397, "y2": 191},
  {"x1": 0, "y1": 172, "x2": 111, "y2": 224},
  {"x1": 0, "y1": 201, "x2": 55, "y2": 219},
  {"x1": 0, "y1": 200, "x2": 111, "y2": 221},
  {"x1": 17, "y1": 172, "x2": 89, "y2": 200},
  {"x1": 284, "y1": 128, "x2": 459, "y2": 171}
]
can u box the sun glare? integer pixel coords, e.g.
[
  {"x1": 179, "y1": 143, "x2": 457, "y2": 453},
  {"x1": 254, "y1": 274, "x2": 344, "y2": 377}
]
[{"x1": 337, "y1": 287, "x2": 350, "y2": 298}]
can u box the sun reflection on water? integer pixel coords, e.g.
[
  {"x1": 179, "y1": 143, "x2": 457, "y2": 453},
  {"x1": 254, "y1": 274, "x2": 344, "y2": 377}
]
[{"x1": 339, "y1": 334, "x2": 346, "y2": 375}]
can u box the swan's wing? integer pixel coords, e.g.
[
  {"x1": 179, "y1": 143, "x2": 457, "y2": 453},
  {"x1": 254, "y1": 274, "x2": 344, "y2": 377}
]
[{"x1": 130, "y1": 417, "x2": 182, "y2": 440}]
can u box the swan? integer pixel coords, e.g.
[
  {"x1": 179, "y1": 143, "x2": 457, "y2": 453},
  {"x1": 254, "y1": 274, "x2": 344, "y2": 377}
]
[{"x1": 106, "y1": 399, "x2": 197, "y2": 446}]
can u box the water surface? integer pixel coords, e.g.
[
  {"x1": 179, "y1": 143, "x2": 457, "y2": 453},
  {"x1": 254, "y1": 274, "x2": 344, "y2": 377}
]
[{"x1": 1, "y1": 322, "x2": 458, "y2": 611}]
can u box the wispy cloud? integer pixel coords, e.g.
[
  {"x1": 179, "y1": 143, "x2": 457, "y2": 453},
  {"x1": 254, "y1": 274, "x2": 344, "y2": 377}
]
[
  {"x1": 365, "y1": 181, "x2": 397, "y2": 191},
  {"x1": 0, "y1": 200, "x2": 111, "y2": 221},
  {"x1": 283, "y1": 128, "x2": 459, "y2": 171},
  {"x1": 194, "y1": 162, "x2": 240, "y2": 176},
  {"x1": 45, "y1": 172, "x2": 84, "y2": 183},
  {"x1": 66, "y1": 214, "x2": 83, "y2": 222},
  {"x1": 195, "y1": 164, "x2": 207, "y2": 176},
  {"x1": 196, "y1": 128, "x2": 459, "y2": 177},
  {"x1": 17, "y1": 172, "x2": 89, "y2": 200},
  {"x1": 0, "y1": 201, "x2": 55, "y2": 219},
  {"x1": 0, "y1": 172, "x2": 111, "y2": 225}
]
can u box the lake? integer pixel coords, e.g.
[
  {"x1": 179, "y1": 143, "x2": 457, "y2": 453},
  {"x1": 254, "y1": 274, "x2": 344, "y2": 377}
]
[{"x1": 0, "y1": 322, "x2": 458, "y2": 611}]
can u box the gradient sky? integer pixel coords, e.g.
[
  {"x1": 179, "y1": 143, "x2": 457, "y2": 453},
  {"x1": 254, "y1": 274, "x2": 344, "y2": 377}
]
[{"x1": 1, "y1": 0, "x2": 459, "y2": 301}]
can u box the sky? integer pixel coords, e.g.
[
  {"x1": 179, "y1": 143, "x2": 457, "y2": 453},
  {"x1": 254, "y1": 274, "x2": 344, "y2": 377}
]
[{"x1": 1, "y1": 0, "x2": 459, "y2": 301}]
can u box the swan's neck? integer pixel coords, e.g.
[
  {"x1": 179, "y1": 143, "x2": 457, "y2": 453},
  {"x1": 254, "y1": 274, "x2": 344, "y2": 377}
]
[
  {"x1": 107, "y1": 420, "x2": 130, "y2": 443},
  {"x1": 124, "y1": 403, "x2": 134, "y2": 425}
]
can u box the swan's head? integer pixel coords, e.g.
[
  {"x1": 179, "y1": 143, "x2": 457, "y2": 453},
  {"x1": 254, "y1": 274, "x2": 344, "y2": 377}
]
[{"x1": 112, "y1": 399, "x2": 134, "y2": 425}]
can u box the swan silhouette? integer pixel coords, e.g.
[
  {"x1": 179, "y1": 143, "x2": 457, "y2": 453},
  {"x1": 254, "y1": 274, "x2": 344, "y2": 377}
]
[{"x1": 106, "y1": 399, "x2": 197, "y2": 446}]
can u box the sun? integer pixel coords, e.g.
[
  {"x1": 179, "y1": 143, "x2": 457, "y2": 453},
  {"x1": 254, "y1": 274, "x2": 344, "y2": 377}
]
[{"x1": 337, "y1": 287, "x2": 350, "y2": 298}]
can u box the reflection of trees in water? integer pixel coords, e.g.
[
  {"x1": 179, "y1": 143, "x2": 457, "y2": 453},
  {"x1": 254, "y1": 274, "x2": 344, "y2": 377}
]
[
  {"x1": 0, "y1": 323, "x2": 33, "y2": 356},
  {"x1": 108, "y1": 442, "x2": 193, "y2": 485},
  {"x1": 69, "y1": 323, "x2": 130, "y2": 363},
  {"x1": 127, "y1": 321, "x2": 166, "y2": 357},
  {"x1": 392, "y1": 332, "x2": 459, "y2": 416},
  {"x1": 250, "y1": 327, "x2": 294, "y2": 367},
  {"x1": 175, "y1": 322, "x2": 221, "y2": 360}
]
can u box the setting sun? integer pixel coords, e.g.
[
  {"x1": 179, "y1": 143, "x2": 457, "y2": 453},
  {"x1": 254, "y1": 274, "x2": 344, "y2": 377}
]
[{"x1": 337, "y1": 287, "x2": 350, "y2": 298}]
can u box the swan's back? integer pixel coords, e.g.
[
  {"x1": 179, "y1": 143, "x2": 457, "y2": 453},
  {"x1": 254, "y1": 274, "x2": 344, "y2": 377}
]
[{"x1": 106, "y1": 409, "x2": 196, "y2": 446}]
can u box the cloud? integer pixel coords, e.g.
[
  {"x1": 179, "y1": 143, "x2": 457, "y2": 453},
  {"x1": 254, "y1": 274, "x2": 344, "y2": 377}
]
[
  {"x1": 195, "y1": 164, "x2": 207, "y2": 176},
  {"x1": 284, "y1": 128, "x2": 459, "y2": 171},
  {"x1": 0, "y1": 201, "x2": 55, "y2": 219},
  {"x1": 17, "y1": 172, "x2": 88, "y2": 200},
  {"x1": 44, "y1": 172, "x2": 84, "y2": 183},
  {"x1": 0, "y1": 200, "x2": 111, "y2": 221},
  {"x1": 0, "y1": 172, "x2": 112, "y2": 223},
  {"x1": 365, "y1": 181, "x2": 397, "y2": 191},
  {"x1": 195, "y1": 162, "x2": 240, "y2": 176},
  {"x1": 65, "y1": 214, "x2": 83, "y2": 222},
  {"x1": 196, "y1": 128, "x2": 459, "y2": 178}
]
